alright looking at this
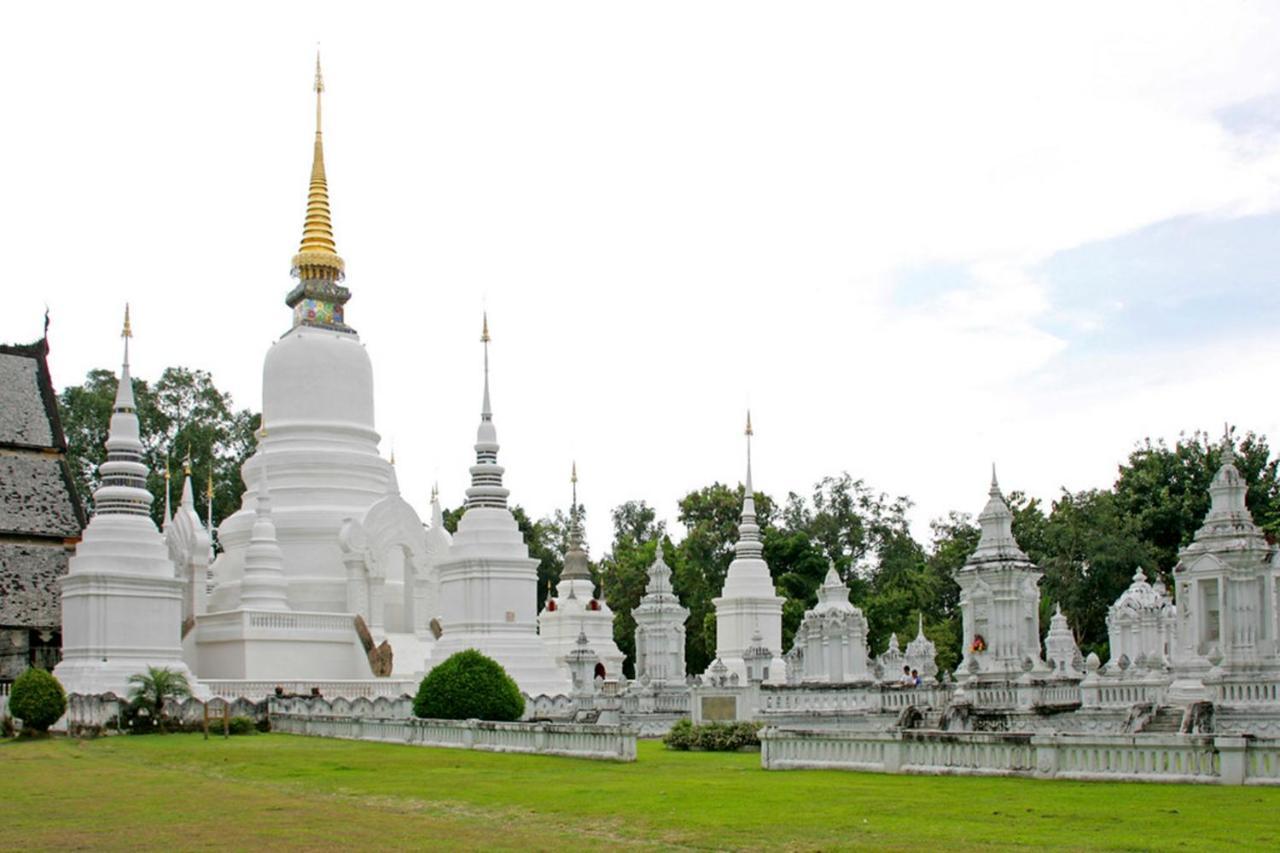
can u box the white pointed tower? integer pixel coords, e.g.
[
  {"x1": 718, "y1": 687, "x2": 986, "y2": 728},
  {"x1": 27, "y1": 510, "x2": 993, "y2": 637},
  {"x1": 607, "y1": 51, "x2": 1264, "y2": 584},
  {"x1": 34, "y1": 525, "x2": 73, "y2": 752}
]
[
  {"x1": 207, "y1": 55, "x2": 412, "y2": 615},
  {"x1": 633, "y1": 539, "x2": 690, "y2": 686},
  {"x1": 710, "y1": 412, "x2": 786, "y2": 683},
  {"x1": 1169, "y1": 431, "x2": 1280, "y2": 700},
  {"x1": 55, "y1": 307, "x2": 199, "y2": 697},
  {"x1": 792, "y1": 563, "x2": 871, "y2": 683},
  {"x1": 955, "y1": 466, "x2": 1048, "y2": 679},
  {"x1": 538, "y1": 464, "x2": 626, "y2": 678},
  {"x1": 422, "y1": 315, "x2": 569, "y2": 696}
]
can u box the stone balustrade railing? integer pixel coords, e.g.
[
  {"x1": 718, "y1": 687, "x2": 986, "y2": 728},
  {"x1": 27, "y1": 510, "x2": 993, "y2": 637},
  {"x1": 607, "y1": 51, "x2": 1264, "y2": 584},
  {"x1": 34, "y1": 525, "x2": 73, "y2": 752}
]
[
  {"x1": 1081, "y1": 679, "x2": 1167, "y2": 709},
  {"x1": 759, "y1": 727, "x2": 1280, "y2": 785},
  {"x1": 203, "y1": 679, "x2": 417, "y2": 701},
  {"x1": 270, "y1": 712, "x2": 637, "y2": 761},
  {"x1": 1213, "y1": 680, "x2": 1280, "y2": 707}
]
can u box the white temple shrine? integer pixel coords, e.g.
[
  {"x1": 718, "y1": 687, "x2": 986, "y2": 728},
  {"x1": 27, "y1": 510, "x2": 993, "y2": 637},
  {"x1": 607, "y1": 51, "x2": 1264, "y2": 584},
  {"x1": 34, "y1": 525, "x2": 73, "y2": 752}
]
[
  {"x1": 418, "y1": 315, "x2": 569, "y2": 697},
  {"x1": 632, "y1": 540, "x2": 689, "y2": 686},
  {"x1": 955, "y1": 467, "x2": 1049, "y2": 679},
  {"x1": 538, "y1": 466, "x2": 626, "y2": 679},
  {"x1": 789, "y1": 563, "x2": 871, "y2": 684},
  {"x1": 53, "y1": 309, "x2": 200, "y2": 698},
  {"x1": 1106, "y1": 568, "x2": 1176, "y2": 671},
  {"x1": 709, "y1": 413, "x2": 786, "y2": 684}
]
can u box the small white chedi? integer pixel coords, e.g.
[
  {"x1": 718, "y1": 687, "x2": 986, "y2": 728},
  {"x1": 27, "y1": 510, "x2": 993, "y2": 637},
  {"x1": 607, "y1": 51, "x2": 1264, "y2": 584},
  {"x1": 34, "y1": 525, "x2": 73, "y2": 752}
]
[
  {"x1": 790, "y1": 563, "x2": 871, "y2": 683},
  {"x1": 419, "y1": 316, "x2": 569, "y2": 697},
  {"x1": 54, "y1": 309, "x2": 201, "y2": 697},
  {"x1": 710, "y1": 412, "x2": 786, "y2": 683},
  {"x1": 537, "y1": 465, "x2": 626, "y2": 679},
  {"x1": 956, "y1": 467, "x2": 1049, "y2": 679},
  {"x1": 1106, "y1": 567, "x2": 1176, "y2": 670},
  {"x1": 632, "y1": 539, "x2": 689, "y2": 686}
]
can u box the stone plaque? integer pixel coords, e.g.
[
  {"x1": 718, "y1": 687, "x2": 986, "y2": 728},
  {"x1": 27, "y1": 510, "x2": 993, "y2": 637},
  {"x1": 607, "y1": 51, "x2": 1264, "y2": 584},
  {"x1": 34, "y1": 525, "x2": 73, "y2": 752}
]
[{"x1": 701, "y1": 695, "x2": 738, "y2": 722}]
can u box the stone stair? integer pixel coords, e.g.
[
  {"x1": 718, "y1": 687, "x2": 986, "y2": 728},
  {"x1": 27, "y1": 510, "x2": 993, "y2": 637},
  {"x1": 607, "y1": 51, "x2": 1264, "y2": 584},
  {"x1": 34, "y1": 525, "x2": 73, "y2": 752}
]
[{"x1": 1139, "y1": 706, "x2": 1183, "y2": 734}]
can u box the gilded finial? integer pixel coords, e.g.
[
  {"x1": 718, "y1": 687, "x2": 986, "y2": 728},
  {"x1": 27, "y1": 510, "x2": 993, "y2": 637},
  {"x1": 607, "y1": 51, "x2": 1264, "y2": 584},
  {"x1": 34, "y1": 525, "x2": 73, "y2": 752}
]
[
  {"x1": 481, "y1": 311, "x2": 491, "y2": 343},
  {"x1": 164, "y1": 447, "x2": 171, "y2": 481},
  {"x1": 314, "y1": 50, "x2": 324, "y2": 96},
  {"x1": 184, "y1": 451, "x2": 192, "y2": 476},
  {"x1": 122, "y1": 303, "x2": 132, "y2": 339},
  {"x1": 290, "y1": 52, "x2": 345, "y2": 285},
  {"x1": 206, "y1": 460, "x2": 214, "y2": 499}
]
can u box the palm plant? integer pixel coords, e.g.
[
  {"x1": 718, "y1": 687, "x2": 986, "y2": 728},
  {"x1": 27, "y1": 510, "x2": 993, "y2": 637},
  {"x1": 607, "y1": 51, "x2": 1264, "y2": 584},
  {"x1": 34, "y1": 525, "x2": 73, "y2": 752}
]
[{"x1": 127, "y1": 666, "x2": 192, "y2": 731}]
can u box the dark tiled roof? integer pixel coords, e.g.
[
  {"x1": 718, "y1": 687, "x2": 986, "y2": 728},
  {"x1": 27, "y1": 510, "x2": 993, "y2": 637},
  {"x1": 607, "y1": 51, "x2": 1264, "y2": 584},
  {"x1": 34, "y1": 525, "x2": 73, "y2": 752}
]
[
  {"x1": 0, "y1": 541, "x2": 67, "y2": 627},
  {"x1": 0, "y1": 454, "x2": 84, "y2": 538},
  {"x1": 0, "y1": 352, "x2": 53, "y2": 447}
]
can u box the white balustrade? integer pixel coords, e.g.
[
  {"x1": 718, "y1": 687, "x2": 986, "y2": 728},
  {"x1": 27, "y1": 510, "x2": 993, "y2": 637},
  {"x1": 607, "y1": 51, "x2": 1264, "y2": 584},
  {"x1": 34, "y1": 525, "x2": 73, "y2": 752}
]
[
  {"x1": 759, "y1": 727, "x2": 1280, "y2": 785},
  {"x1": 203, "y1": 679, "x2": 417, "y2": 700},
  {"x1": 270, "y1": 711, "x2": 636, "y2": 761}
]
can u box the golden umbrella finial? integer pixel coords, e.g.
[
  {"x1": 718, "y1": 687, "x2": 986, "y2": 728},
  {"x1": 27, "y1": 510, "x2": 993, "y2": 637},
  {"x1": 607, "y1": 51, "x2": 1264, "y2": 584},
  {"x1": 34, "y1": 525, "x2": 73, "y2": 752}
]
[
  {"x1": 291, "y1": 51, "x2": 344, "y2": 283},
  {"x1": 183, "y1": 451, "x2": 193, "y2": 476},
  {"x1": 481, "y1": 311, "x2": 491, "y2": 343},
  {"x1": 122, "y1": 303, "x2": 132, "y2": 339}
]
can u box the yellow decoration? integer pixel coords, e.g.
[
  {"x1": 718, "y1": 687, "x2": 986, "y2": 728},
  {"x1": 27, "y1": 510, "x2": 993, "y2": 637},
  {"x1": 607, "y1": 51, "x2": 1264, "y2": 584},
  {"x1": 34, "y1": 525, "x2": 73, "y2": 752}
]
[{"x1": 290, "y1": 52, "x2": 345, "y2": 281}]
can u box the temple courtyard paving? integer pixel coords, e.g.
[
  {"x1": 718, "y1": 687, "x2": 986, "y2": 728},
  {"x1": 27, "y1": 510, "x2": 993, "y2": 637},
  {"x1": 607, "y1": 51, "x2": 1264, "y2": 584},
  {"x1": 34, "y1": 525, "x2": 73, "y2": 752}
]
[{"x1": 2, "y1": 734, "x2": 1276, "y2": 851}]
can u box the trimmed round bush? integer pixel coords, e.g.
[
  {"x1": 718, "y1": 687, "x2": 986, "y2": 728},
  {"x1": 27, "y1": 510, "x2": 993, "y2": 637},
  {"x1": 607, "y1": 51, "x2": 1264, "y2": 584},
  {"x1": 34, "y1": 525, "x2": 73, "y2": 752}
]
[
  {"x1": 413, "y1": 650, "x2": 524, "y2": 721},
  {"x1": 9, "y1": 667, "x2": 67, "y2": 733}
]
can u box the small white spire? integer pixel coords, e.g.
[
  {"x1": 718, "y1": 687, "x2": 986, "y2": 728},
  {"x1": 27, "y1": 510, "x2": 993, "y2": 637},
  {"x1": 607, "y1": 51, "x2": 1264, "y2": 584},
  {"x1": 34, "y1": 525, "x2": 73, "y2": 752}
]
[{"x1": 480, "y1": 311, "x2": 492, "y2": 420}]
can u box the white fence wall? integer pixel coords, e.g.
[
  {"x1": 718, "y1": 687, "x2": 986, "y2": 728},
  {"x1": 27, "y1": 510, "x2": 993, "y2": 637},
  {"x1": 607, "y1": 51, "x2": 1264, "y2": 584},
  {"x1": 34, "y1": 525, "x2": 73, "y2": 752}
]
[
  {"x1": 202, "y1": 679, "x2": 418, "y2": 701},
  {"x1": 760, "y1": 728, "x2": 1280, "y2": 786},
  {"x1": 271, "y1": 712, "x2": 637, "y2": 762}
]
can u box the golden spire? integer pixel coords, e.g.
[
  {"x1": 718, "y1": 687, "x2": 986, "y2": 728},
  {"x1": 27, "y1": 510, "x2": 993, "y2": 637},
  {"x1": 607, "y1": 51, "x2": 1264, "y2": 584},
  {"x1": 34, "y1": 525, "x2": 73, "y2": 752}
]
[
  {"x1": 183, "y1": 451, "x2": 193, "y2": 476},
  {"x1": 122, "y1": 303, "x2": 132, "y2": 339},
  {"x1": 206, "y1": 460, "x2": 214, "y2": 500},
  {"x1": 290, "y1": 51, "x2": 345, "y2": 282}
]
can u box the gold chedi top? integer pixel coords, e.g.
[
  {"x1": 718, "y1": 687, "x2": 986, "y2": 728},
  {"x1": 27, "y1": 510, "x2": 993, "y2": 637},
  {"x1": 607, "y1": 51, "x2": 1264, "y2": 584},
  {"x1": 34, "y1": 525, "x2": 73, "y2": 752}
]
[{"x1": 286, "y1": 53, "x2": 352, "y2": 332}]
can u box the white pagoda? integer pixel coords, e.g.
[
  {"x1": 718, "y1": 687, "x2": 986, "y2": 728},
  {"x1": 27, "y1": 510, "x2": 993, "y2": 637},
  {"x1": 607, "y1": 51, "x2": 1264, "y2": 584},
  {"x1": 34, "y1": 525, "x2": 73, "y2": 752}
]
[
  {"x1": 54, "y1": 309, "x2": 200, "y2": 697},
  {"x1": 710, "y1": 412, "x2": 786, "y2": 683},
  {"x1": 420, "y1": 316, "x2": 569, "y2": 697},
  {"x1": 1169, "y1": 434, "x2": 1280, "y2": 700},
  {"x1": 632, "y1": 539, "x2": 689, "y2": 686},
  {"x1": 537, "y1": 465, "x2": 625, "y2": 679},
  {"x1": 956, "y1": 467, "x2": 1048, "y2": 679},
  {"x1": 791, "y1": 564, "x2": 871, "y2": 683},
  {"x1": 192, "y1": 57, "x2": 431, "y2": 680}
]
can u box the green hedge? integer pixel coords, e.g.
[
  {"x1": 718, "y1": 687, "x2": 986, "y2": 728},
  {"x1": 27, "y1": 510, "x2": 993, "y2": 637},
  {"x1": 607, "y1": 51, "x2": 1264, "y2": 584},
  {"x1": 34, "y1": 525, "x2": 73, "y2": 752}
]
[
  {"x1": 663, "y1": 719, "x2": 761, "y2": 751},
  {"x1": 413, "y1": 650, "x2": 524, "y2": 722},
  {"x1": 9, "y1": 667, "x2": 67, "y2": 733}
]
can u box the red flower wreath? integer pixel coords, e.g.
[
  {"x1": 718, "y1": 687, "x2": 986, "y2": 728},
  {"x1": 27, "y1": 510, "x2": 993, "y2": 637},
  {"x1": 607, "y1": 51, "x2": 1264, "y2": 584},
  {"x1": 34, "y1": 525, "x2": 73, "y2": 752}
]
[{"x1": 971, "y1": 634, "x2": 987, "y2": 653}]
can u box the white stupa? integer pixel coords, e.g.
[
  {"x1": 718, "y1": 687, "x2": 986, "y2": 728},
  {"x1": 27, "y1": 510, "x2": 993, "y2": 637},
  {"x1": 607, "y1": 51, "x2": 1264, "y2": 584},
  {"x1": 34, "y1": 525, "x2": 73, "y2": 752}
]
[
  {"x1": 55, "y1": 307, "x2": 200, "y2": 697},
  {"x1": 538, "y1": 464, "x2": 626, "y2": 679},
  {"x1": 193, "y1": 57, "x2": 428, "y2": 679},
  {"x1": 955, "y1": 467, "x2": 1049, "y2": 679},
  {"x1": 710, "y1": 412, "x2": 786, "y2": 683},
  {"x1": 633, "y1": 539, "x2": 689, "y2": 686},
  {"x1": 164, "y1": 458, "x2": 212, "y2": 627},
  {"x1": 421, "y1": 315, "x2": 569, "y2": 697}
]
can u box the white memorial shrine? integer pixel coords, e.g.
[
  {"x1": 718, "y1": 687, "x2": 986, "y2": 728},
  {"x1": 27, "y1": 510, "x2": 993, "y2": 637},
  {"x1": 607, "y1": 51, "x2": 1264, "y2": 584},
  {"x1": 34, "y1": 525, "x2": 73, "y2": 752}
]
[
  {"x1": 789, "y1": 564, "x2": 871, "y2": 684},
  {"x1": 709, "y1": 413, "x2": 786, "y2": 684},
  {"x1": 632, "y1": 540, "x2": 689, "y2": 686},
  {"x1": 53, "y1": 310, "x2": 201, "y2": 698},
  {"x1": 537, "y1": 466, "x2": 625, "y2": 679}
]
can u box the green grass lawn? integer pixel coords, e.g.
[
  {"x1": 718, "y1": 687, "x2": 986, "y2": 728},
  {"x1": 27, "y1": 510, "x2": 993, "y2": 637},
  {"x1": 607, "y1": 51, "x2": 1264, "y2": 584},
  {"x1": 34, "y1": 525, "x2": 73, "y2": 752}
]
[{"x1": 2, "y1": 734, "x2": 1276, "y2": 851}]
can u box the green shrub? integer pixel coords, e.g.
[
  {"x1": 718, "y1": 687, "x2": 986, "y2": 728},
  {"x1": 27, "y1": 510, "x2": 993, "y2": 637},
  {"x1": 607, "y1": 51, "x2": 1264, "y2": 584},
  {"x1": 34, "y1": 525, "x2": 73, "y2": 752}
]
[
  {"x1": 227, "y1": 716, "x2": 256, "y2": 735},
  {"x1": 413, "y1": 650, "x2": 524, "y2": 722},
  {"x1": 662, "y1": 717, "x2": 694, "y2": 750},
  {"x1": 9, "y1": 667, "x2": 67, "y2": 733},
  {"x1": 663, "y1": 719, "x2": 762, "y2": 751}
]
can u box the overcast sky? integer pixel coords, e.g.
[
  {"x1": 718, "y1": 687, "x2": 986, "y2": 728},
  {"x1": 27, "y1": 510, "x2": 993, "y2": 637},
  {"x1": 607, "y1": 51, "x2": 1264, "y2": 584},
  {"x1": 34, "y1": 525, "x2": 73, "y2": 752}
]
[{"x1": 5, "y1": 2, "x2": 1280, "y2": 553}]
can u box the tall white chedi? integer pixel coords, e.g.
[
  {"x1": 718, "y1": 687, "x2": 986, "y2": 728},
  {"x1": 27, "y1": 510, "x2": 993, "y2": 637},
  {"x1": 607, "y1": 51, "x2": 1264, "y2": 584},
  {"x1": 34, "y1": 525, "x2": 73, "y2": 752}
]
[
  {"x1": 1169, "y1": 433, "x2": 1280, "y2": 699},
  {"x1": 55, "y1": 308, "x2": 199, "y2": 697},
  {"x1": 632, "y1": 539, "x2": 689, "y2": 686},
  {"x1": 710, "y1": 412, "x2": 786, "y2": 683},
  {"x1": 422, "y1": 315, "x2": 569, "y2": 696},
  {"x1": 956, "y1": 467, "x2": 1048, "y2": 679},
  {"x1": 207, "y1": 56, "x2": 420, "y2": 619},
  {"x1": 538, "y1": 465, "x2": 626, "y2": 678}
]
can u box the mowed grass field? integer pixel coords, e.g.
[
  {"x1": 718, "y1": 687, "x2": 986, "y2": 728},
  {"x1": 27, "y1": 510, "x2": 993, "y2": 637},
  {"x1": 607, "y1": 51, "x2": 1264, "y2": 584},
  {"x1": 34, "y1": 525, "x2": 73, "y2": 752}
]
[{"x1": 2, "y1": 734, "x2": 1277, "y2": 851}]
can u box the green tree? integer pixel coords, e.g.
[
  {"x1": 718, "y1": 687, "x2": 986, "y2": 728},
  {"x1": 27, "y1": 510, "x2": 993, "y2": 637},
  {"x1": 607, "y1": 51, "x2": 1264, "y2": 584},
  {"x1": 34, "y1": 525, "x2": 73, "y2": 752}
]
[
  {"x1": 59, "y1": 366, "x2": 259, "y2": 534},
  {"x1": 126, "y1": 665, "x2": 192, "y2": 730},
  {"x1": 9, "y1": 667, "x2": 66, "y2": 734},
  {"x1": 1113, "y1": 429, "x2": 1280, "y2": 577}
]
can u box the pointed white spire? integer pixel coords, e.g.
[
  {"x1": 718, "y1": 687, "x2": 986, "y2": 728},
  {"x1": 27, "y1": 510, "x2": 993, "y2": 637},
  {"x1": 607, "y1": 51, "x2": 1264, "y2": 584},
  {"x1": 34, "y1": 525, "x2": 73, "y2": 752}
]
[
  {"x1": 814, "y1": 560, "x2": 855, "y2": 613},
  {"x1": 93, "y1": 306, "x2": 155, "y2": 518},
  {"x1": 734, "y1": 411, "x2": 763, "y2": 560},
  {"x1": 644, "y1": 537, "x2": 674, "y2": 597},
  {"x1": 465, "y1": 312, "x2": 509, "y2": 511},
  {"x1": 967, "y1": 463, "x2": 1029, "y2": 565},
  {"x1": 562, "y1": 462, "x2": 591, "y2": 581},
  {"x1": 240, "y1": 427, "x2": 289, "y2": 610}
]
